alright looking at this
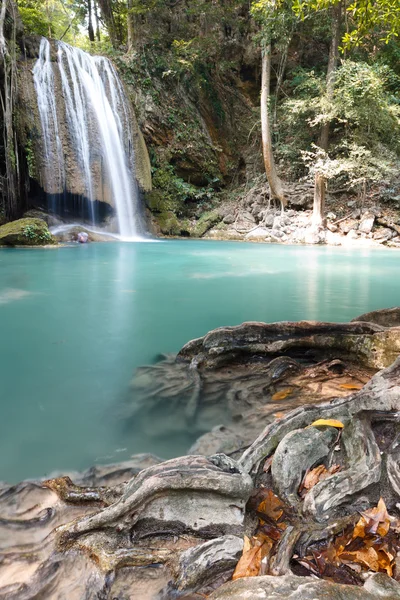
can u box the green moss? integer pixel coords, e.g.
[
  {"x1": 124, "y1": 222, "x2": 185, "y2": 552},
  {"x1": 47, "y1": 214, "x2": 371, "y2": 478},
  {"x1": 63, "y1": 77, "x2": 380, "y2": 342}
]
[
  {"x1": 0, "y1": 218, "x2": 57, "y2": 246},
  {"x1": 157, "y1": 211, "x2": 183, "y2": 235},
  {"x1": 190, "y1": 210, "x2": 221, "y2": 237}
]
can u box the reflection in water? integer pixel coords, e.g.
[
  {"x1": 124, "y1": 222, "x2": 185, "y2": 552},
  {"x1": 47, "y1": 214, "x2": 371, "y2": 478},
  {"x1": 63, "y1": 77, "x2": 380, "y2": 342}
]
[{"x1": 0, "y1": 241, "x2": 399, "y2": 482}]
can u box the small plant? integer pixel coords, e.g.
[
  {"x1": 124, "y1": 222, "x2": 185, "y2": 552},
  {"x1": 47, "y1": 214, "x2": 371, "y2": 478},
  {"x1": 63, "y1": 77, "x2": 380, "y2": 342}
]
[{"x1": 22, "y1": 224, "x2": 53, "y2": 243}]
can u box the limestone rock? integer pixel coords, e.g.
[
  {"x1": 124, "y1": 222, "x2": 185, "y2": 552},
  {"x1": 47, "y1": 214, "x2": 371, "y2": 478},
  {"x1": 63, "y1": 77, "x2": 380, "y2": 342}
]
[
  {"x1": 339, "y1": 218, "x2": 358, "y2": 234},
  {"x1": 373, "y1": 227, "x2": 394, "y2": 242},
  {"x1": 245, "y1": 226, "x2": 269, "y2": 240},
  {"x1": 352, "y1": 306, "x2": 400, "y2": 328},
  {"x1": 223, "y1": 214, "x2": 235, "y2": 225},
  {"x1": 358, "y1": 213, "x2": 375, "y2": 234},
  {"x1": 0, "y1": 218, "x2": 56, "y2": 246},
  {"x1": 263, "y1": 213, "x2": 275, "y2": 228},
  {"x1": 346, "y1": 229, "x2": 358, "y2": 240},
  {"x1": 209, "y1": 573, "x2": 400, "y2": 599}
]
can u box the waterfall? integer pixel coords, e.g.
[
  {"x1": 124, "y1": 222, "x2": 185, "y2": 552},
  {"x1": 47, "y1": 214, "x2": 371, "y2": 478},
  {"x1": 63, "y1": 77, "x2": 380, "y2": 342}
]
[{"x1": 33, "y1": 38, "x2": 144, "y2": 240}]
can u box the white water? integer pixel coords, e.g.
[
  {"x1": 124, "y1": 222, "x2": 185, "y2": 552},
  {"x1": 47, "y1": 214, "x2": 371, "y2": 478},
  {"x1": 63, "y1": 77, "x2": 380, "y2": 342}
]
[{"x1": 33, "y1": 38, "x2": 143, "y2": 240}]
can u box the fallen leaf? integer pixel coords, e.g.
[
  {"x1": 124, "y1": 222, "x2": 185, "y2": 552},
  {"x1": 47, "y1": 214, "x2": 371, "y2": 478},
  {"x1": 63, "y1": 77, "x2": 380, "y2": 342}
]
[
  {"x1": 271, "y1": 388, "x2": 293, "y2": 401},
  {"x1": 340, "y1": 547, "x2": 380, "y2": 571},
  {"x1": 273, "y1": 412, "x2": 286, "y2": 419},
  {"x1": 232, "y1": 533, "x2": 273, "y2": 580},
  {"x1": 299, "y1": 464, "x2": 341, "y2": 496},
  {"x1": 359, "y1": 497, "x2": 391, "y2": 537},
  {"x1": 339, "y1": 383, "x2": 363, "y2": 390},
  {"x1": 257, "y1": 489, "x2": 284, "y2": 522},
  {"x1": 309, "y1": 418, "x2": 344, "y2": 429}
]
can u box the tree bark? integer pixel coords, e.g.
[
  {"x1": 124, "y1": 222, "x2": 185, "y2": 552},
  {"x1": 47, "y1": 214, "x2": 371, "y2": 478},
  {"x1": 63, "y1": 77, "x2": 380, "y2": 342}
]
[
  {"x1": 93, "y1": 0, "x2": 101, "y2": 41},
  {"x1": 312, "y1": 2, "x2": 342, "y2": 229},
  {"x1": 88, "y1": 0, "x2": 95, "y2": 42},
  {"x1": 97, "y1": 0, "x2": 120, "y2": 47},
  {"x1": 0, "y1": 0, "x2": 7, "y2": 57},
  {"x1": 127, "y1": 0, "x2": 134, "y2": 51},
  {"x1": 261, "y1": 45, "x2": 287, "y2": 211}
]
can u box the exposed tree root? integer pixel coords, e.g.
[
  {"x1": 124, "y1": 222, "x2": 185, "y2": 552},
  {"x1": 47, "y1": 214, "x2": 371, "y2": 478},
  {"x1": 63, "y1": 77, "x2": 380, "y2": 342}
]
[{"x1": 1, "y1": 311, "x2": 400, "y2": 598}]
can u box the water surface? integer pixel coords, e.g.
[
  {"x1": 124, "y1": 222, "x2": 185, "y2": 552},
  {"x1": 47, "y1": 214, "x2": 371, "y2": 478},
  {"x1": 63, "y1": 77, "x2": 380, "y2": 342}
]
[{"x1": 0, "y1": 240, "x2": 399, "y2": 482}]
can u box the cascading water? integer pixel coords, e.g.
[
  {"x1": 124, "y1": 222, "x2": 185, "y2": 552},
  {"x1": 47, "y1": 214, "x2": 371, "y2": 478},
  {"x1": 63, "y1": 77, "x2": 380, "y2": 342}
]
[{"x1": 33, "y1": 38, "x2": 144, "y2": 240}]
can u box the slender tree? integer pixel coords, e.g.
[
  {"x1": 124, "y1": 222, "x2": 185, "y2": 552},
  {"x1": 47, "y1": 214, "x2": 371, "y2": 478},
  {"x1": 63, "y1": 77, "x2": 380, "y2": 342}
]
[
  {"x1": 261, "y1": 43, "x2": 287, "y2": 210},
  {"x1": 312, "y1": 1, "x2": 342, "y2": 228}
]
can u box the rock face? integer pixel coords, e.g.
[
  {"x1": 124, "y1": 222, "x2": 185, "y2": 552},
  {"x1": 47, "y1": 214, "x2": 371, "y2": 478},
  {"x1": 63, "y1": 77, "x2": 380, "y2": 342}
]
[{"x1": 0, "y1": 217, "x2": 56, "y2": 245}]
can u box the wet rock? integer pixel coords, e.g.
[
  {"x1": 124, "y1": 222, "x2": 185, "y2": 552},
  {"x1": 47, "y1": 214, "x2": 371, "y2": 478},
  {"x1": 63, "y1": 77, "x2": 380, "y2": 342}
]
[
  {"x1": 358, "y1": 213, "x2": 375, "y2": 234},
  {"x1": 209, "y1": 573, "x2": 400, "y2": 599},
  {"x1": 352, "y1": 306, "x2": 400, "y2": 328},
  {"x1": 77, "y1": 232, "x2": 89, "y2": 243},
  {"x1": 0, "y1": 218, "x2": 56, "y2": 246},
  {"x1": 192, "y1": 211, "x2": 221, "y2": 237}
]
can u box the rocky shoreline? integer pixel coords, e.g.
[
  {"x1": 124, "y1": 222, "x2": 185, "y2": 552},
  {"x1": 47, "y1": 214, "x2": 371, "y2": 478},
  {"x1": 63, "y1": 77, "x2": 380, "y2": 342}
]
[{"x1": 1, "y1": 308, "x2": 400, "y2": 599}]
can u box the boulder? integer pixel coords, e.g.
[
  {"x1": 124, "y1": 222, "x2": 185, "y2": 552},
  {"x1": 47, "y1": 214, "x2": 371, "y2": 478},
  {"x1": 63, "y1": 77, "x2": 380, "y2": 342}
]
[
  {"x1": 304, "y1": 229, "x2": 324, "y2": 244},
  {"x1": 0, "y1": 218, "x2": 56, "y2": 246},
  {"x1": 346, "y1": 229, "x2": 358, "y2": 240},
  {"x1": 358, "y1": 213, "x2": 375, "y2": 234},
  {"x1": 263, "y1": 213, "x2": 275, "y2": 228},
  {"x1": 339, "y1": 218, "x2": 358, "y2": 234},
  {"x1": 245, "y1": 226, "x2": 269, "y2": 240},
  {"x1": 223, "y1": 214, "x2": 235, "y2": 225},
  {"x1": 192, "y1": 211, "x2": 221, "y2": 237},
  {"x1": 373, "y1": 227, "x2": 394, "y2": 242}
]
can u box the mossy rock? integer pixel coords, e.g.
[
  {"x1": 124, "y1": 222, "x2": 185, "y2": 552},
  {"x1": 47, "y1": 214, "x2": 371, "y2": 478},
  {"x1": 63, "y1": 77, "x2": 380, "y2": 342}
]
[
  {"x1": 190, "y1": 210, "x2": 221, "y2": 237},
  {"x1": 156, "y1": 211, "x2": 191, "y2": 236},
  {"x1": 145, "y1": 190, "x2": 165, "y2": 212},
  {"x1": 0, "y1": 218, "x2": 57, "y2": 246}
]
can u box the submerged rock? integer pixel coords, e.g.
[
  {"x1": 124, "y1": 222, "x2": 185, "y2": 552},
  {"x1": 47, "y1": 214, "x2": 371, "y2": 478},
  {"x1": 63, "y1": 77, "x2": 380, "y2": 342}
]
[{"x1": 0, "y1": 218, "x2": 56, "y2": 246}]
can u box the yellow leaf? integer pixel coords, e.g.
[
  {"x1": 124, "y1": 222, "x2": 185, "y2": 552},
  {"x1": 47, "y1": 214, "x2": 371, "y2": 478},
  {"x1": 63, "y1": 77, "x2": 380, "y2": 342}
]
[
  {"x1": 272, "y1": 388, "x2": 293, "y2": 401},
  {"x1": 340, "y1": 383, "x2": 363, "y2": 390},
  {"x1": 309, "y1": 419, "x2": 344, "y2": 429}
]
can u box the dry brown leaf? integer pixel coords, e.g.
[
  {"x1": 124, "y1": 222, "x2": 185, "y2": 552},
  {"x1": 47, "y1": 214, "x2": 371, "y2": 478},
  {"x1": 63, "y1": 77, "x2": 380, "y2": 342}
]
[
  {"x1": 257, "y1": 489, "x2": 284, "y2": 522},
  {"x1": 232, "y1": 534, "x2": 273, "y2": 580},
  {"x1": 299, "y1": 464, "x2": 341, "y2": 496},
  {"x1": 309, "y1": 419, "x2": 344, "y2": 429},
  {"x1": 355, "y1": 498, "x2": 391, "y2": 538},
  {"x1": 271, "y1": 388, "x2": 293, "y2": 401},
  {"x1": 340, "y1": 547, "x2": 380, "y2": 571}
]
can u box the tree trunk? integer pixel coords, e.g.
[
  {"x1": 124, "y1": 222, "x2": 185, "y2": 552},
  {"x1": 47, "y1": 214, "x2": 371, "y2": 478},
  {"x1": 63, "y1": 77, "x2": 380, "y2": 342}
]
[
  {"x1": 97, "y1": 0, "x2": 119, "y2": 47},
  {"x1": 127, "y1": 0, "x2": 134, "y2": 51},
  {"x1": 88, "y1": 0, "x2": 95, "y2": 42},
  {"x1": 312, "y1": 172, "x2": 326, "y2": 228},
  {"x1": 93, "y1": 0, "x2": 101, "y2": 41},
  {"x1": 0, "y1": 0, "x2": 7, "y2": 57},
  {"x1": 312, "y1": 2, "x2": 342, "y2": 229},
  {"x1": 261, "y1": 45, "x2": 287, "y2": 211}
]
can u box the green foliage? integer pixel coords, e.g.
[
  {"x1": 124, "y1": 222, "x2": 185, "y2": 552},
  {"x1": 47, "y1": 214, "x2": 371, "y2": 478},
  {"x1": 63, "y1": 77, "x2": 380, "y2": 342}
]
[
  {"x1": 22, "y1": 223, "x2": 53, "y2": 243},
  {"x1": 291, "y1": 0, "x2": 400, "y2": 47},
  {"x1": 151, "y1": 164, "x2": 215, "y2": 215},
  {"x1": 25, "y1": 139, "x2": 35, "y2": 178}
]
